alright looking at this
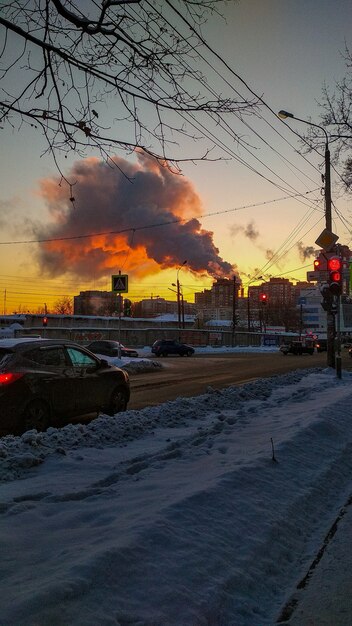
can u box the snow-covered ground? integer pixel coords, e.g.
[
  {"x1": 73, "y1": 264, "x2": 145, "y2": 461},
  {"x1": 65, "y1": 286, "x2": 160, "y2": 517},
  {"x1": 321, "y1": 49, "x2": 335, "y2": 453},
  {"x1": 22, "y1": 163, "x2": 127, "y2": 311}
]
[{"x1": 0, "y1": 347, "x2": 351, "y2": 625}]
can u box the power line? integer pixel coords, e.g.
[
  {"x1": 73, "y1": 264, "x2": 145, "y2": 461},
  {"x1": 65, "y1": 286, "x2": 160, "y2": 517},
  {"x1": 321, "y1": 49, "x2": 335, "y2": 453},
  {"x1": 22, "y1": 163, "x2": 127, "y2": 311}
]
[{"x1": 0, "y1": 189, "x2": 320, "y2": 245}]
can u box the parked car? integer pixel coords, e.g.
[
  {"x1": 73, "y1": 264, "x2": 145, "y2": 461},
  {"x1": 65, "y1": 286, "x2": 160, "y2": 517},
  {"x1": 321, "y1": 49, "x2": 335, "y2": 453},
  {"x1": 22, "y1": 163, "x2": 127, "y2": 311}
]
[
  {"x1": 280, "y1": 340, "x2": 314, "y2": 355},
  {"x1": 151, "y1": 339, "x2": 195, "y2": 357},
  {"x1": 0, "y1": 338, "x2": 130, "y2": 435},
  {"x1": 86, "y1": 340, "x2": 139, "y2": 358}
]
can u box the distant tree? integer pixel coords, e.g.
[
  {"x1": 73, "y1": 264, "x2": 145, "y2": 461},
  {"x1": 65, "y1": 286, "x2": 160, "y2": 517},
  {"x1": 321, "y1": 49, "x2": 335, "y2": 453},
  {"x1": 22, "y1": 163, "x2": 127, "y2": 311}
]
[
  {"x1": 0, "y1": 0, "x2": 254, "y2": 178},
  {"x1": 267, "y1": 303, "x2": 300, "y2": 332},
  {"x1": 52, "y1": 296, "x2": 73, "y2": 314},
  {"x1": 34, "y1": 306, "x2": 47, "y2": 315}
]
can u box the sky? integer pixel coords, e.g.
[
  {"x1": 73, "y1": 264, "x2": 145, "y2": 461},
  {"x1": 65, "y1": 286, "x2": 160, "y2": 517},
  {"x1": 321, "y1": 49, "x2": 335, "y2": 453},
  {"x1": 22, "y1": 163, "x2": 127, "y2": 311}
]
[
  {"x1": 1, "y1": 349, "x2": 352, "y2": 624},
  {"x1": 0, "y1": 0, "x2": 351, "y2": 313}
]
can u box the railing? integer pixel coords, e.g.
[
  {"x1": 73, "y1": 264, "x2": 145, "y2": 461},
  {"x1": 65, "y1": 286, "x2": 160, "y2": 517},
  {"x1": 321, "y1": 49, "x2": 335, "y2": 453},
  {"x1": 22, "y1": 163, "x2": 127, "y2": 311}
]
[{"x1": 15, "y1": 326, "x2": 299, "y2": 349}]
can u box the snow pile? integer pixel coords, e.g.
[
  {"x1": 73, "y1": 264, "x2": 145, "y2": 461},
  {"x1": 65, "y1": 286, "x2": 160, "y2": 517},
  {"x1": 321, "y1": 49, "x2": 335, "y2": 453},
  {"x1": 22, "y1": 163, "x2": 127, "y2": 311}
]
[{"x1": 1, "y1": 367, "x2": 352, "y2": 624}]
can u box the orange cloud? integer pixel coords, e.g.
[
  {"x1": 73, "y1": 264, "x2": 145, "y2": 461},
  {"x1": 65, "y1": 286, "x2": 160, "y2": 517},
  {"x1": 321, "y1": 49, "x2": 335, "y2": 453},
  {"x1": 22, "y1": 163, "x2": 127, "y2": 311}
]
[{"x1": 35, "y1": 153, "x2": 234, "y2": 280}]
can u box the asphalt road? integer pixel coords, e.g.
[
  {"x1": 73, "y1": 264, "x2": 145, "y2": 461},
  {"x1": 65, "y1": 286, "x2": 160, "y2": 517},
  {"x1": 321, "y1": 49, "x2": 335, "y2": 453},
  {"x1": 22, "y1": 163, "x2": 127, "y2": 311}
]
[{"x1": 128, "y1": 350, "x2": 341, "y2": 410}]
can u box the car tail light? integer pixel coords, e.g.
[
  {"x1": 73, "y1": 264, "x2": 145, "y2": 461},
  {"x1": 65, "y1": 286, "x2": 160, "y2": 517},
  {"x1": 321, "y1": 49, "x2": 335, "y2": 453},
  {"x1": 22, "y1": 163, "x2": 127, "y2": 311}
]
[{"x1": 0, "y1": 372, "x2": 24, "y2": 385}]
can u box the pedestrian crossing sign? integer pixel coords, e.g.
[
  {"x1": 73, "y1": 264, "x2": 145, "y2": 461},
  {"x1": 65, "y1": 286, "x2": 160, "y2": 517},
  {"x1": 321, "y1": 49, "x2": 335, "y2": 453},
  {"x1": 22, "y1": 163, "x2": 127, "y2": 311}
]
[{"x1": 112, "y1": 274, "x2": 128, "y2": 293}]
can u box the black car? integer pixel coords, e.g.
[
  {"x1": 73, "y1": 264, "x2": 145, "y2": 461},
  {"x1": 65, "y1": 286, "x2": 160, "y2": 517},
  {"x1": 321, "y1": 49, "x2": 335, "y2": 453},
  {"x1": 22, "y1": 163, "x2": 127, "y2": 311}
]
[
  {"x1": 315, "y1": 339, "x2": 327, "y2": 353},
  {"x1": 280, "y1": 340, "x2": 314, "y2": 355},
  {"x1": 0, "y1": 338, "x2": 130, "y2": 436},
  {"x1": 86, "y1": 340, "x2": 139, "y2": 358},
  {"x1": 151, "y1": 339, "x2": 195, "y2": 357}
]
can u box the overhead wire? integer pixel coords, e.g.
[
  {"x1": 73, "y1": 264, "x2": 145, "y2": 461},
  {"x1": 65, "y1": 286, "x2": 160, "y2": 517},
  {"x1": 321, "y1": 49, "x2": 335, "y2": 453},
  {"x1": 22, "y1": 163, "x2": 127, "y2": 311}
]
[
  {"x1": 3, "y1": 3, "x2": 345, "y2": 310},
  {"x1": 164, "y1": 0, "x2": 348, "y2": 214},
  {"x1": 141, "y1": 0, "x2": 321, "y2": 194},
  {"x1": 44, "y1": 3, "x2": 332, "y2": 243},
  {"x1": 0, "y1": 188, "x2": 321, "y2": 246}
]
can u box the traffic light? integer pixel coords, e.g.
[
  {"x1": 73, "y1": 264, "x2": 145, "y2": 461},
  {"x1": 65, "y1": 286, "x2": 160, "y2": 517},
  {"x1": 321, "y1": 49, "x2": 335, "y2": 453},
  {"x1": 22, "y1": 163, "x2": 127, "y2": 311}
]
[
  {"x1": 42, "y1": 316, "x2": 48, "y2": 327},
  {"x1": 327, "y1": 256, "x2": 342, "y2": 296},
  {"x1": 259, "y1": 293, "x2": 268, "y2": 304},
  {"x1": 313, "y1": 259, "x2": 320, "y2": 271},
  {"x1": 123, "y1": 298, "x2": 132, "y2": 316},
  {"x1": 320, "y1": 283, "x2": 333, "y2": 312}
]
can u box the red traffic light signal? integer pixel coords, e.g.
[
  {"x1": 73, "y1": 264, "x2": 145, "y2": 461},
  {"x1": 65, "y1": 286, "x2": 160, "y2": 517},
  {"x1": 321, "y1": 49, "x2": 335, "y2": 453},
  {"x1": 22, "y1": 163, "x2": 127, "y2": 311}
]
[
  {"x1": 260, "y1": 293, "x2": 267, "y2": 304},
  {"x1": 327, "y1": 256, "x2": 342, "y2": 296},
  {"x1": 313, "y1": 259, "x2": 320, "y2": 270},
  {"x1": 42, "y1": 316, "x2": 48, "y2": 327}
]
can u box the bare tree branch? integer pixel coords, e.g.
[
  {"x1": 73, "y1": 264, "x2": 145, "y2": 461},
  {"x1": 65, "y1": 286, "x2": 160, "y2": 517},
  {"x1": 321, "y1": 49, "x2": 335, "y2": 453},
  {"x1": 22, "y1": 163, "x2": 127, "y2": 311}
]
[
  {"x1": 0, "y1": 0, "x2": 256, "y2": 173},
  {"x1": 305, "y1": 45, "x2": 352, "y2": 191}
]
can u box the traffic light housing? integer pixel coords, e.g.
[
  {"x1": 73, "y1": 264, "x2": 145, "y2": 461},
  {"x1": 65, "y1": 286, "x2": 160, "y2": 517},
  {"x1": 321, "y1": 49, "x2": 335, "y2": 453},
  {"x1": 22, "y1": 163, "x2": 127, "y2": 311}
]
[
  {"x1": 42, "y1": 316, "x2": 48, "y2": 327},
  {"x1": 320, "y1": 283, "x2": 333, "y2": 312},
  {"x1": 313, "y1": 259, "x2": 320, "y2": 271},
  {"x1": 327, "y1": 256, "x2": 342, "y2": 296},
  {"x1": 259, "y1": 293, "x2": 267, "y2": 305}
]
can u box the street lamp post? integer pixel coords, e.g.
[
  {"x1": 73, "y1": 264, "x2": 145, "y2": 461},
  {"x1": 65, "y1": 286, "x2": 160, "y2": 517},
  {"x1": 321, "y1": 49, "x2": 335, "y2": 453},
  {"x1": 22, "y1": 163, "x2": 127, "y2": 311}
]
[
  {"x1": 278, "y1": 110, "x2": 335, "y2": 368},
  {"x1": 176, "y1": 260, "x2": 187, "y2": 329},
  {"x1": 278, "y1": 111, "x2": 332, "y2": 230}
]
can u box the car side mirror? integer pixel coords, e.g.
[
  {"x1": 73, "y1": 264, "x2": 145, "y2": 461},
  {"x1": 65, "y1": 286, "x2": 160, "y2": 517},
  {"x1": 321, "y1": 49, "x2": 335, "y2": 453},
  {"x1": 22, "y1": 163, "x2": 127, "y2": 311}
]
[{"x1": 99, "y1": 358, "x2": 109, "y2": 368}]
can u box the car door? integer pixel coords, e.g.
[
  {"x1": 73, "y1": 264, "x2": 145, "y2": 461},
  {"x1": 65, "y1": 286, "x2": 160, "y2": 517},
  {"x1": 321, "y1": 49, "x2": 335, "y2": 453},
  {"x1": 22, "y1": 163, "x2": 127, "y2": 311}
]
[
  {"x1": 23, "y1": 346, "x2": 78, "y2": 418},
  {"x1": 170, "y1": 341, "x2": 179, "y2": 355},
  {"x1": 65, "y1": 346, "x2": 108, "y2": 414}
]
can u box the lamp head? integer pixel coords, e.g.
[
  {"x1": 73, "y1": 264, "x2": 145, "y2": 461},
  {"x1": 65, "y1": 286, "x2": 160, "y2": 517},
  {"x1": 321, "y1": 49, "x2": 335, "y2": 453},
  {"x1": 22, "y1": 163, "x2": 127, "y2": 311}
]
[{"x1": 278, "y1": 110, "x2": 294, "y2": 119}]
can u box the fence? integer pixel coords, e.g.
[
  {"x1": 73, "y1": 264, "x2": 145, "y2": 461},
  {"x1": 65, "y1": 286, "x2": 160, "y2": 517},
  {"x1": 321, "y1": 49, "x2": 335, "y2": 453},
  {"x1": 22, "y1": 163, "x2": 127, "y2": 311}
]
[{"x1": 15, "y1": 325, "x2": 298, "y2": 349}]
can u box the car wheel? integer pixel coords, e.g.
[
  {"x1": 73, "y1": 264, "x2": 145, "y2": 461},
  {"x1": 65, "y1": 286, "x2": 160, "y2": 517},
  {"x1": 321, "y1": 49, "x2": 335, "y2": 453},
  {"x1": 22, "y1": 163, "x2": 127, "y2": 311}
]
[
  {"x1": 186, "y1": 350, "x2": 193, "y2": 357},
  {"x1": 106, "y1": 386, "x2": 128, "y2": 415},
  {"x1": 22, "y1": 399, "x2": 50, "y2": 433},
  {"x1": 161, "y1": 351, "x2": 168, "y2": 357}
]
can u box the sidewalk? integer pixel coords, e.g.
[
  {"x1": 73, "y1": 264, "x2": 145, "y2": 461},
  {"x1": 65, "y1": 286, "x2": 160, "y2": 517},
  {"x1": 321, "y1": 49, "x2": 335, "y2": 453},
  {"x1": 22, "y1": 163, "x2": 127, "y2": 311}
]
[{"x1": 279, "y1": 500, "x2": 352, "y2": 625}]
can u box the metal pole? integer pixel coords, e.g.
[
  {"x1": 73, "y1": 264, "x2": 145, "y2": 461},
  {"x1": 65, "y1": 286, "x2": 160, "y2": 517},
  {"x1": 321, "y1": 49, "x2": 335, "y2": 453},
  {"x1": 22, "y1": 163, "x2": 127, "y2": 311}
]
[
  {"x1": 336, "y1": 295, "x2": 342, "y2": 378},
  {"x1": 117, "y1": 271, "x2": 122, "y2": 359},
  {"x1": 177, "y1": 277, "x2": 181, "y2": 329},
  {"x1": 324, "y1": 142, "x2": 336, "y2": 368},
  {"x1": 232, "y1": 276, "x2": 237, "y2": 346},
  {"x1": 118, "y1": 293, "x2": 122, "y2": 359},
  {"x1": 324, "y1": 142, "x2": 332, "y2": 231}
]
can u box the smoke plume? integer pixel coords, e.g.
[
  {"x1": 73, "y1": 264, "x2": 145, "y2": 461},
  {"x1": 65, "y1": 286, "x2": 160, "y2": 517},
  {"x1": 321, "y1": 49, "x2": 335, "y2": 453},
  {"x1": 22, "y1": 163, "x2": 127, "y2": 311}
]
[
  {"x1": 229, "y1": 220, "x2": 259, "y2": 241},
  {"x1": 35, "y1": 154, "x2": 235, "y2": 280},
  {"x1": 297, "y1": 242, "x2": 317, "y2": 262}
]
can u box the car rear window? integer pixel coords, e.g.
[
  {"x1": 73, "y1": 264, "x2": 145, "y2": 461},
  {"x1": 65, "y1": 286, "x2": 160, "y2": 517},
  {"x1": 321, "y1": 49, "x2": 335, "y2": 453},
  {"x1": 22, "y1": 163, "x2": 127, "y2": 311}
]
[
  {"x1": 0, "y1": 348, "x2": 13, "y2": 368},
  {"x1": 24, "y1": 347, "x2": 67, "y2": 367}
]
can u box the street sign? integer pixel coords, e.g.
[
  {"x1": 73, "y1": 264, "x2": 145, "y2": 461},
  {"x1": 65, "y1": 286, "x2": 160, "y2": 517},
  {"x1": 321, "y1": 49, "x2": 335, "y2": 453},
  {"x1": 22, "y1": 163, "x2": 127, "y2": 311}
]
[
  {"x1": 112, "y1": 274, "x2": 128, "y2": 293},
  {"x1": 315, "y1": 228, "x2": 339, "y2": 251}
]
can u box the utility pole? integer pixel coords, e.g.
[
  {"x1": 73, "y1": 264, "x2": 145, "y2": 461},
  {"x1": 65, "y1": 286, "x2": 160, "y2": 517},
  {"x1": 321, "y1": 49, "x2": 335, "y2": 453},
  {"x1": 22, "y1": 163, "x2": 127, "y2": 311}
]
[
  {"x1": 176, "y1": 278, "x2": 181, "y2": 329},
  {"x1": 181, "y1": 292, "x2": 185, "y2": 328},
  {"x1": 323, "y1": 140, "x2": 336, "y2": 369},
  {"x1": 176, "y1": 260, "x2": 187, "y2": 331},
  {"x1": 232, "y1": 276, "x2": 237, "y2": 346}
]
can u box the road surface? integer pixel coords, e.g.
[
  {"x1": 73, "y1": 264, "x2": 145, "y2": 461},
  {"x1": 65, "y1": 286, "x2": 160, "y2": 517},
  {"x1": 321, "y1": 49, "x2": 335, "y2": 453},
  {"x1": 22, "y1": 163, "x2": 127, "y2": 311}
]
[{"x1": 128, "y1": 351, "x2": 335, "y2": 410}]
